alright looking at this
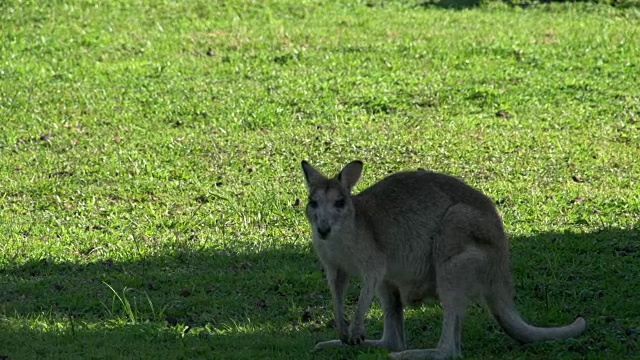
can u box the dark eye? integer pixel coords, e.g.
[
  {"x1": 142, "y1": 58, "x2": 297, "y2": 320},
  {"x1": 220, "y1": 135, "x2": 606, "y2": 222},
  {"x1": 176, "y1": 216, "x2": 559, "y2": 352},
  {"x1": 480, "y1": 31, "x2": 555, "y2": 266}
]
[
  {"x1": 308, "y1": 200, "x2": 318, "y2": 208},
  {"x1": 334, "y1": 199, "x2": 346, "y2": 208}
]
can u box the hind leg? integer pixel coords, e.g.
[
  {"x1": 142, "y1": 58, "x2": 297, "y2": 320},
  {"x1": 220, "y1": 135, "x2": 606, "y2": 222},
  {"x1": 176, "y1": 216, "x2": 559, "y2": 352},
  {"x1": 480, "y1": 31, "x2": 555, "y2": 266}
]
[
  {"x1": 389, "y1": 279, "x2": 470, "y2": 359},
  {"x1": 390, "y1": 246, "x2": 487, "y2": 360}
]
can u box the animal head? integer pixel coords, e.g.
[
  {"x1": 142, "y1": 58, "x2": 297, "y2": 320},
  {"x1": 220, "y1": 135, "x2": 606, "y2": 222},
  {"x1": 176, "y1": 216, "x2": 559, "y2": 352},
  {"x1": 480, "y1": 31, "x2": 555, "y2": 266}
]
[{"x1": 300, "y1": 160, "x2": 363, "y2": 241}]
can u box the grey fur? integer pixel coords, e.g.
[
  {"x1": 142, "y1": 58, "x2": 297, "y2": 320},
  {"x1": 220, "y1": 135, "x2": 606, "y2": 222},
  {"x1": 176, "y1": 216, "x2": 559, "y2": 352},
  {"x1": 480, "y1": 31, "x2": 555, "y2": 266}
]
[{"x1": 301, "y1": 160, "x2": 586, "y2": 359}]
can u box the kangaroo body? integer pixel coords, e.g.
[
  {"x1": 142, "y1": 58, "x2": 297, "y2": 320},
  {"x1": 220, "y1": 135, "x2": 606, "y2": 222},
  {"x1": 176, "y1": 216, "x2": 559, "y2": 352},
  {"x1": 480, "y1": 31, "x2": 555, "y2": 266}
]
[{"x1": 301, "y1": 160, "x2": 586, "y2": 360}]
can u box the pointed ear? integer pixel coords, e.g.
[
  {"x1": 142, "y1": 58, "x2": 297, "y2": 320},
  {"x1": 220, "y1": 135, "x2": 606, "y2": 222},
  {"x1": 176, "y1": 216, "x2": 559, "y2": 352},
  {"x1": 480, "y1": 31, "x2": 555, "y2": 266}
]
[
  {"x1": 337, "y1": 160, "x2": 363, "y2": 193},
  {"x1": 301, "y1": 160, "x2": 326, "y2": 188}
]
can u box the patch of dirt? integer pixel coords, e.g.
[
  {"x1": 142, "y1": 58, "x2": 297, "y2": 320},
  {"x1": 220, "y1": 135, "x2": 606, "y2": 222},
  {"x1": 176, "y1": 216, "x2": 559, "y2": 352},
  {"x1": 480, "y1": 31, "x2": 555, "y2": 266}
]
[
  {"x1": 495, "y1": 110, "x2": 511, "y2": 119},
  {"x1": 569, "y1": 196, "x2": 585, "y2": 204},
  {"x1": 572, "y1": 174, "x2": 585, "y2": 183},
  {"x1": 49, "y1": 171, "x2": 74, "y2": 178}
]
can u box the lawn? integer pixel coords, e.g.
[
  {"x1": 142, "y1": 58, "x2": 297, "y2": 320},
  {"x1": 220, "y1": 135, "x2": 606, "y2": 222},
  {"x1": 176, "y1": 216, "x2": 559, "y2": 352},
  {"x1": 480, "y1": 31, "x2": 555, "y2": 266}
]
[{"x1": 0, "y1": 0, "x2": 639, "y2": 359}]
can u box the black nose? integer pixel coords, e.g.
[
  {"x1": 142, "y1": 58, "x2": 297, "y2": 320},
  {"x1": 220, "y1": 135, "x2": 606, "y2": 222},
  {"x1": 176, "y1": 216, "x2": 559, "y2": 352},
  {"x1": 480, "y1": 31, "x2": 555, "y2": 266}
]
[{"x1": 317, "y1": 227, "x2": 331, "y2": 238}]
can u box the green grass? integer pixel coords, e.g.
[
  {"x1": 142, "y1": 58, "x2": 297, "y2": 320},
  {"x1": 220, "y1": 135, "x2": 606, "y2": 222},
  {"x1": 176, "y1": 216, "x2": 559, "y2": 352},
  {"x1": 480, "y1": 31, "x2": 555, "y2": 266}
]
[{"x1": 1, "y1": 0, "x2": 639, "y2": 359}]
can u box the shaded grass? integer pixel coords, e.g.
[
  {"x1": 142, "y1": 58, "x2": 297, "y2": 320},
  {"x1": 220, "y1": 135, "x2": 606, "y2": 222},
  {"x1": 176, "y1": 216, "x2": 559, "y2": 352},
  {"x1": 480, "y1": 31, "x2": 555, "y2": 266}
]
[{"x1": 1, "y1": 229, "x2": 638, "y2": 359}]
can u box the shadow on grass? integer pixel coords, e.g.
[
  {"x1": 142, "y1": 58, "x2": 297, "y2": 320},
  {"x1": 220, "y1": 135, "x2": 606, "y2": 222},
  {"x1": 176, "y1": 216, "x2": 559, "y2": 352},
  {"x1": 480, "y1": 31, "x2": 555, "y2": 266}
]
[
  {"x1": 1, "y1": 227, "x2": 638, "y2": 358},
  {"x1": 417, "y1": 0, "x2": 483, "y2": 9},
  {"x1": 416, "y1": 0, "x2": 640, "y2": 10}
]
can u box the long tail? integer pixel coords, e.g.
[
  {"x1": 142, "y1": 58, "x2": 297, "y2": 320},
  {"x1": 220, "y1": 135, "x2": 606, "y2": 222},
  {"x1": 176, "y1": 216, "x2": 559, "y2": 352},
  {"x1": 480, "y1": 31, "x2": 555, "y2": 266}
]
[{"x1": 486, "y1": 285, "x2": 586, "y2": 344}]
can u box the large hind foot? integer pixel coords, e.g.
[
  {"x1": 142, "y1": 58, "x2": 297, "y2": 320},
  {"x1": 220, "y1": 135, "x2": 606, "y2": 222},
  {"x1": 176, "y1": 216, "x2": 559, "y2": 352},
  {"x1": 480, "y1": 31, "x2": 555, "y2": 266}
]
[
  {"x1": 313, "y1": 338, "x2": 394, "y2": 351},
  {"x1": 389, "y1": 348, "x2": 458, "y2": 360}
]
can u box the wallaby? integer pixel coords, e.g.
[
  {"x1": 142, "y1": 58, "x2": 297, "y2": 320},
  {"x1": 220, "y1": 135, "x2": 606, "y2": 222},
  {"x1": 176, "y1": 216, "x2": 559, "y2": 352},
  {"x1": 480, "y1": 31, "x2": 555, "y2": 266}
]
[{"x1": 301, "y1": 160, "x2": 586, "y2": 360}]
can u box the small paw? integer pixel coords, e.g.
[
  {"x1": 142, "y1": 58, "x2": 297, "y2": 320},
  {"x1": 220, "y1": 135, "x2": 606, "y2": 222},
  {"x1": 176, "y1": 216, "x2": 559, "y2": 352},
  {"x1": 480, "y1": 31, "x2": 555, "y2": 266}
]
[
  {"x1": 339, "y1": 332, "x2": 350, "y2": 344},
  {"x1": 347, "y1": 334, "x2": 365, "y2": 345},
  {"x1": 334, "y1": 319, "x2": 350, "y2": 343},
  {"x1": 347, "y1": 324, "x2": 365, "y2": 345}
]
